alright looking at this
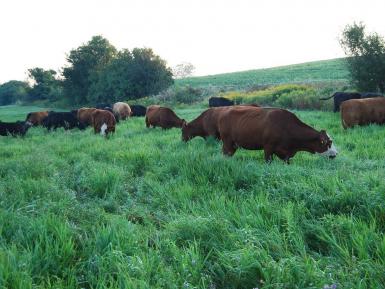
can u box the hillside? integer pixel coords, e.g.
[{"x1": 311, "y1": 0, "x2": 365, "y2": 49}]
[{"x1": 176, "y1": 58, "x2": 350, "y2": 89}]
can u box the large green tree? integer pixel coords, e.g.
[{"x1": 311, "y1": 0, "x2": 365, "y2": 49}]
[
  {"x1": 62, "y1": 35, "x2": 117, "y2": 104},
  {"x1": 340, "y1": 22, "x2": 385, "y2": 93},
  {"x1": 27, "y1": 68, "x2": 62, "y2": 101},
  {"x1": 130, "y1": 48, "x2": 174, "y2": 97},
  {"x1": 88, "y1": 48, "x2": 173, "y2": 103},
  {"x1": 0, "y1": 80, "x2": 29, "y2": 106}
]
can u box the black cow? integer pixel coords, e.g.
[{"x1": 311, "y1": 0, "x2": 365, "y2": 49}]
[
  {"x1": 209, "y1": 97, "x2": 234, "y2": 107},
  {"x1": 320, "y1": 92, "x2": 362, "y2": 112},
  {"x1": 130, "y1": 105, "x2": 147, "y2": 117},
  {"x1": 43, "y1": 111, "x2": 86, "y2": 131},
  {"x1": 0, "y1": 121, "x2": 32, "y2": 136}
]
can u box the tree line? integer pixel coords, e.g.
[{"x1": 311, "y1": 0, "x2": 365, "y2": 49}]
[{"x1": 0, "y1": 36, "x2": 174, "y2": 106}]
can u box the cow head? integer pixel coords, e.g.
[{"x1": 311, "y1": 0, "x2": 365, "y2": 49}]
[
  {"x1": 100, "y1": 122, "x2": 115, "y2": 137},
  {"x1": 25, "y1": 112, "x2": 33, "y2": 122},
  {"x1": 316, "y1": 130, "x2": 338, "y2": 158},
  {"x1": 181, "y1": 121, "x2": 192, "y2": 142},
  {"x1": 19, "y1": 121, "x2": 33, "y2": 136},
  {"x1": 24, "y1": 121, "x2": 33, "y2": 128}
]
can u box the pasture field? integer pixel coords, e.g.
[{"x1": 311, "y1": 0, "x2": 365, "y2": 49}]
[
  {"x1": 1, "y1": 105, "x2": 385, "y2": 289},
  {"x1": 176, "y1": 59, "x2": 350, "y2": 89}
]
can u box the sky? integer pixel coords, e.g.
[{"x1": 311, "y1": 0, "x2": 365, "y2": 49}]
[{"x1": 1, "y1": 0, "x2": 385, "y2": 83}]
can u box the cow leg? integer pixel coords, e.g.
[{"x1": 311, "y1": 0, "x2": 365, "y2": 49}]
[
  {"x1": 275, "y1": 148, "x2": 292, "y2": 164},
  {"x1": 334, "y1": 100, "x2": 339, "y2": 112},
  {"x1": 278, "y1": 153, "x2": 291, "y2": 164},
  {"x1": 222, "y1": 139, "x2": 236, "y2": 156},
  {"x1": 264, "y1": 146, "x2": 274, "y2": 163},
  {"x1": 145, "y1": 117, "x2": 150, "y2": 128}
]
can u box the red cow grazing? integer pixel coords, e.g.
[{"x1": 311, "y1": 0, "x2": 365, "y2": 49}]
[
  {"x1": 91, "y1": 109, "x2": 116, "y2": 136},
  {"x1": 182, "y1": 105, "x2": 261, "y2": 142},
  {"x1": 218, "y1": 106, "x2": 338, "y2": 163},
  {"x1": 341, "y1": 97, "x2": 385, "y2": 129},
  {"x1": 145, "y1": 105, "x2": 185, "y2": 129}
]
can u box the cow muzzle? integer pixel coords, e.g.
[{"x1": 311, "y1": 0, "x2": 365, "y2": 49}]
[{"x1": 319, "y1": 143, "x2": 338, "y2": 159}]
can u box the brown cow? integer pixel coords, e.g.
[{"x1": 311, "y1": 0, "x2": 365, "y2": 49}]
[
  {"x1": 77, "y1": 108, "x2": 97, "y2": 126},
  {"x1": 113, "y1": 102, "x2": 132, "y2": 120},
  {"x1": 182, "y1": 105, "x2": 261, "y2": 142},
  {"x1": 218, "y1": 106, "x2": 338, "y2": 162},
  {"x1": 91, "y1": 109, "x2": 116, "y2": 136},
  {"x1": 25, "y1": 111, "x2": 49, "y2": 126},
  {"x1": 145, "y1": 105, "x2": 185, "y2": 129},
  {"x1": 341, "y1": 97, "x2": 385, "y2": 129}
]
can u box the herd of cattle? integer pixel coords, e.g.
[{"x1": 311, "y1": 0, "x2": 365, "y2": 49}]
[
  {"x1": 1, "y1": 92, "x2": 384, "y2": 162},
  {"x1": 319, "y1": 91, "x2": 385, "y2": 128},
  {"x1": 320, "y1": 91, "x2": 383, "y2": 112},
  {"x1": 0, "y1": 102, "x2": 147, "y2": 137}
]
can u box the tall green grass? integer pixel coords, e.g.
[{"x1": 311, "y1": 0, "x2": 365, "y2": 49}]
[{"x1": 0, "y1": 105, "x2": 385, "y2": 288}]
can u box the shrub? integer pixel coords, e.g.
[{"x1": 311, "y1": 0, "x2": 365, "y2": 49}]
[
  {"x1": 154, "y1": 85, "x2": 207, "y2": 104},
  {"x1": 0, "y1": 81, "x2": 30, "y2": 106},
  {"x1": 220, "y1": 84, "x2": 333, "y2": 110}
]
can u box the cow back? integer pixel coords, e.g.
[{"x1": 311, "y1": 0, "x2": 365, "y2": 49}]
[
  {"x1": 131, "y1": 105, "x2": 147, "y2": 116},
  {"x1": 209, "y1": 97, "x2": 234, "y2": 107}
]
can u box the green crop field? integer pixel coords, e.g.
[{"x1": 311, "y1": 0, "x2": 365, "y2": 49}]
[
  {"x1": 1, "y1": 105, "x2": 384, "y2": 288},
  {"x1": 176, "y1": 58, "x2": 350, "y2": 89}
]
